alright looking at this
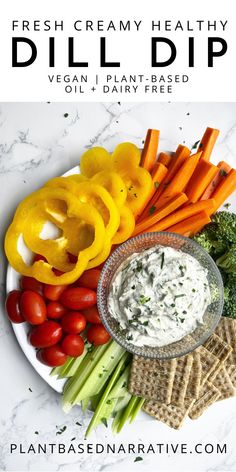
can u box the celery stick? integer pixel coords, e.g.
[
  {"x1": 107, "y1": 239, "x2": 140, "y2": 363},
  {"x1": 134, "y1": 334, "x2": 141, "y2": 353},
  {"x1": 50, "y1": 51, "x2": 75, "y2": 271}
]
[
  {"x1": 81, "y1": 397, "x2": 90, "y2": 412},
  {"x1": 74, "y1": 342, "x2": 125, "y2": 404},
  {"x1": 60, "y1": 349, "x2": 88, "y2": 378},
  {"x1": 63, "y1": 343, "x2": 110, "y2": 406},
  {"x1": 114, "y1": 393, "x2": 131, "y2": 413},
  {"x1": 50, "y1": 357, "x2": 74, "y2": 377},
  {"x1": 129, "y1": 397, "x2": 145, "y2": 423},
  {"x1": 108, "y1": 364, "x2": 131, "y2": 400},
  {"x1": 85, "y1": 353, "x2": 129, "y2": 437},
  {"x1": 116, "y1": 396, "x2": 138, "y2": 433},
  {"x1": 112, "y1": 409, "x2": 124, "y2": 434}
]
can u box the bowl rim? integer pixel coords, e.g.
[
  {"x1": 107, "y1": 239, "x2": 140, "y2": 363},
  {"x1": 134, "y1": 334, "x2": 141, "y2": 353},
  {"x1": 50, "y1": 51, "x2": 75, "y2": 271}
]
[{"x1": 97, "y1": 231, "x2": 224, "y2": 359}]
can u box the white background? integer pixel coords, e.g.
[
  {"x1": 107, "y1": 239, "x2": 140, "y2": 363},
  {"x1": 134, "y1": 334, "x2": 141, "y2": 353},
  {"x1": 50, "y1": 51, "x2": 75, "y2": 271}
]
[{"x1": 0, "y1": 0, "x2": 235, "y2": 101}]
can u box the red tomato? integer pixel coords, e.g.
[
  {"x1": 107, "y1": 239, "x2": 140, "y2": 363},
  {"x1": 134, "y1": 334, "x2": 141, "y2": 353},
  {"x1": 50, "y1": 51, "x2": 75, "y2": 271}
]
[
  {"x1": 29, "y1": 320, "x2": 62, "y2": 348},
  {"x1": 20, "y1": 290, "x2": 47, "y2": 325},
  {"x1": 60, "y1": 287, "x2": 96, "y2": 310},
  {"x1": 82, "y1": 306, "x2": 101, "y2": 324},
  {"x1": 87, "y1": 324, "x2": 110, "y2": 346},
  {"x1": 20, "y1": 276, "x2": 43, "y2": 295},
  {"x1": 47, "y1": 302, "x2": 67, "y2": 319},
  {"x1": 5, "y1": 290, "x2": 25, "y2": 324},
  {"x1": 77, "y1": 269, "x2": 101, "y2": 290},
  {"x1": 61, "y1": 334, "x2": 84, "y2": 357},
  {"x1": 61, "y1": 311, "x2": 86, "y2": 334},
  {"x1": 44, "y1": 284, "x2": 67, "y2": 301},
  {"x1": 34, "y1": 254, "x2": 47, "y2": 263},
  {"x1": 37, "y1": 345, "x2": 67, "y2": 367}
]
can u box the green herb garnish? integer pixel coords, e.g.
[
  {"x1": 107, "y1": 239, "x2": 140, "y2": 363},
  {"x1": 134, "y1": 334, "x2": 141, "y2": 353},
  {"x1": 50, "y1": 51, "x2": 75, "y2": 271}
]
[
  {"x1": 175, "y1": 294, "x2": 185, "y2": 299},
  {"x1": 136, "y1": 262, "x2": 143, "y2": 272},
  {"x1": 154, "y1": 181, "x2": 160, "y2": 188},
  {"x1": 149, "y1": 205, "x2": 156, "y2": 215},
  {"x1": 160, "y1": 252, "x2": 165, "y2": 269},
  {"x1": 56, "y1": 426, "x2": 67, "y2": 435},
  {"x1": 191, "y1": 140, "x2": 200, "y2": 150},
  {"x1": 134, "y1": 457, "x2": 143, "y2": 462},
  {"x1": 127, "y1": 334, "x2": 133, "y2": 341},
  {"x1": 139, "y1": 295, "x2": 151, "y2": 305},
  {"x1": 101, "y1": 418, "x2": 108, "y2": 428},
  {"x1": 220, "y1": 169, "x2": 228, "y2": 177}
]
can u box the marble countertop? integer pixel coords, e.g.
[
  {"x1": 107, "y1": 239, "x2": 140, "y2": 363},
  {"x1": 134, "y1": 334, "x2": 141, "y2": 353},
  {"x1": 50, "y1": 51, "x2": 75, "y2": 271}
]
[{"x1": 1, "y1": 102, "x2": 236, "y2": 472}]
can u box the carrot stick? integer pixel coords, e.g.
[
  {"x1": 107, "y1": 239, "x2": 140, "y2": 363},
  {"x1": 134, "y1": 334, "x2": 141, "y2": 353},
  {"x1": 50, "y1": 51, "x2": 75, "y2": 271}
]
[
  {"x1": 136, "y1": 163, "x2": 168, "y2": 219},
  {"x1": 157, "y1": 152, "x2": 202, "y2": 207},
  {"x1": 198, "y1": 127, "x2": 219, "y2": 161},
  {"x1": 139, "y1": 145, "x2": 190, "y2": 220},
  {"x1": 140, "y1": 129, "x2": 160, "y2": 172},
  {"x1": 141, "y1": 199, "x2": 215, "y2": 233},
  {"x1": 166, "y1": 211, "x2": 211, "y2": 237},
  {"x1": 210, "y1": 169, "x2": 236, "y2": 212},
  {"x1": 201, "y1": 161, "x2": 232, "y2": 200},
  {"x1": 185, "y1": 161, "x2": 218, "y2": 203},
  {"x1": 133, "y1": 193, "x2": 188, "y2": 236},
  {"x1": 157, "y1": 152, "x2": 172, "y2": 167}
]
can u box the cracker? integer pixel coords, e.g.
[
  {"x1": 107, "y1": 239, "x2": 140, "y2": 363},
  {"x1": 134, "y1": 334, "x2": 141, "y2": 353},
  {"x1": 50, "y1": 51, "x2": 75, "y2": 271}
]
[
  {"x1": 143, "y1": 398, "x2": 194, "y2": 430},
  {"x1": 170, "y1": 354, "x2": 193, "y2": 406},
  {"x1": 215, "y1": 317, "x2": 236, "y2": 387},
  {"x1": 188, "y1": 381, "x2": 221, "y2": 420},
  {"x1": 185, "y1": 351, "x2": 202, "y2": 399},
  {"x1": 213, "y1": 367, "x2": 235, "y2": 401},
  {"x1": 129, "y1": 356, "x2": 177, "y2": 404},
  {"x1": 204, "y1": 333, "x2": 232, "y2": 381},
  {"x1": 198, "y1": 346, "x2": 219, "y2": 384}
]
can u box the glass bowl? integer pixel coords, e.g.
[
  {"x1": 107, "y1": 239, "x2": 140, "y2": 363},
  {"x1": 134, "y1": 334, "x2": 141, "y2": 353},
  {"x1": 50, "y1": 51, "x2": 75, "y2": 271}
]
[{"x1": 97, "y1": 232, "x2": 224, "y2": 359}]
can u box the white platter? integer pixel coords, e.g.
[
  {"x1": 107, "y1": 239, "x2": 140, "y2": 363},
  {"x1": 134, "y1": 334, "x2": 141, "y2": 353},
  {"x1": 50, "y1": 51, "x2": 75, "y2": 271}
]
[{"x1": 5, "y1": 164, "x2": 236, "y2": 403}]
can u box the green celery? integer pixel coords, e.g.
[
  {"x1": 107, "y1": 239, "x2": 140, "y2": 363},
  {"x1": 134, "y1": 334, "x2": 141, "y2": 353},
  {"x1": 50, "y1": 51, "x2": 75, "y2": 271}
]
[
  {"x1": 129, "y1": 397, "x2": 145, "y2": 423},
  {"x1": 108, "y1": 363, "x2": 131, "y2": 400},
  {"x1": 81, "y1": 397, "x2": 90, "y2": 412},
  {"x1": 116, "y1": 396, "x2": 138, "y2": 433},
  {"x1": 85, "y1": 352, "x2": 129, "y2": 437},
  {"x1": 50, "y1": 357, "x2": 74, "y2": 377},
  {"x1": 74, "y1": 342, "x2": 125, "y2": 404},
  {"x1": 63, "y1": 343, "x2": 110, "y2": 409},
  {"x1": 112, "y1": 409, "x2": 124, "y2": 434},
  {"x1": 114, "y1": 393, "x2": 132, "y2": 413},
  {"x1": 60, "y1": 349, "x2": 88, "y2": 378}
]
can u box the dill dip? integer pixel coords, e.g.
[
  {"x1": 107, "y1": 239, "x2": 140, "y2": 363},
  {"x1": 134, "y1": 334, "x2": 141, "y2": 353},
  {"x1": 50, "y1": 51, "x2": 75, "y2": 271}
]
[{"x1": 107, "y1": 245, "x2": 211, "y2": 347}]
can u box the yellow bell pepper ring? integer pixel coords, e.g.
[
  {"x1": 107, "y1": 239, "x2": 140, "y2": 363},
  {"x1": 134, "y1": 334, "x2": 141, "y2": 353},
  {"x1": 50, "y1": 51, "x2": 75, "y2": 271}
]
[
  {"x1": 91, "y1": 170, "x2": 127, "y2": 208},
  {"x1": 4, "y1": 187, "x2": 105, "y2": 284},
  {"x1": 112, "y1": 205, "x2": 135, "y2": 245},
  {"x1": 45, "y1": 177, "x2": 120, "y2": 240},
  {"x1": 111, "y1": 142, "x2": 141, "y2": 171},
  {"x1": 80, "y1": 147, "x2": 112, "y2": 178}
]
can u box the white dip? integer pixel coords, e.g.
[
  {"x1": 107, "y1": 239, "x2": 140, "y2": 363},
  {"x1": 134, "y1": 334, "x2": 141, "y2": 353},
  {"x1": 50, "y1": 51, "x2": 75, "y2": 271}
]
[{"x1": 108, "y1": 245, "x2": 211, "y2": 347}]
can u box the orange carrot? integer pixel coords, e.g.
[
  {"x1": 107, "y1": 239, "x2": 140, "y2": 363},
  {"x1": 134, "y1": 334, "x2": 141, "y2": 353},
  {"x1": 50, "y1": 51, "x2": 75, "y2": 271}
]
[
  {"x1": 157, "y1": 152, "x2": 202, "y2": 207},
  {"x1": 141, "y1": 129, "x2": 160, "y2": 172},
  {"x1": 142, "y1": 199, "x2": 215, "y2": 233},
  {"x1": 210, "y1": 168, "x2": 236, "y2": 212},
  {"x1": 201, "y1": 161, "x2": 232, "y2": 200},
  {"x1": 139, "y1": 145, "x2": 190, "y2": 220},
  {"x1": 185, "y1": 161, "x2": 218, "y2": 203},
  {"x1": 198, "y1": 127, "x2": 219, "y2": 161},
  {"x1": 136, "y1": 163, "x2": 168, "y2": 219},
  {"x1": 166, "y1": 211, "x2": 211, "y2": 237},
  {"x1": 133, "y1": 193, "x2": 188, "y2": 236},
  {"x1": 157, "y1": 152, "x2": 172, "y2": 167}
]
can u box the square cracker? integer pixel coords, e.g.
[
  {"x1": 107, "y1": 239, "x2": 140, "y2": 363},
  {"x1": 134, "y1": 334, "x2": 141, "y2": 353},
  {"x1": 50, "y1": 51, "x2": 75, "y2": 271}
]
[
  {"x1": 129, "y1": 355, "x2": 177, "y2": 404},
  {"x1": 189, "y1": 381, "x2": 221, "y2": 420},
  {"x1": 215, "y1": 317, "x2": 236, "y2": 387},
  {"x1": 143, "y1": 398, "x2": 194, "y2": 430},
  {"x1": 203, "y1": 333, "x2": 232, "y2": 382},
  {"x1": 170, "y1": 354, "x2": 193, "y2": 407},
  {"x1": 213, "y1": 367, "x2": 235, "y2": 401},
  {"x1": 198, "y1": 346, "x2": 219, "y2": 384},
  {"x1": 185, "y1": 351, "x2": 202, "y2": 399}
]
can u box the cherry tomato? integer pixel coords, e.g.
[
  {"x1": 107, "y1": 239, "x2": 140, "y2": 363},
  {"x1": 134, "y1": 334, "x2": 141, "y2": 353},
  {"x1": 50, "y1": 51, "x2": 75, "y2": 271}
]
[
  {"x1": 5, "y1": 290, "x2": 25, "y2": 324},
  {"x1": 60, "y1": 287, "x2": 96, "y2": 310},
  {"x1": 37, "y1": 345, "x2": 68, "y2": 367},
  {"x1": 44, "y1": 284, "x2": 67, "y2": 301},
  {"x1": 29, "y1": 320, "x2": 62, "y2": 348},
  {"x1": 87, "y1": 324, "x2": 110, "y2": 346},
  {"x1": 20, "y1": 290, "x2": 47, "y2": 325},
  {"x1": 34, "y1": 254, "x2": 47, "y2": 263},
  {"x1": 82, "y1": 306, "x2": 101, "y2": 324},
  {"x1": 20, "y1": 276, "x2": 43, "y2": 295},
  {"x1": 61, "y1": 311, "x2": 86, "y2": 334},
  {"x1": 47, "y1": 302, "x2": 67, "y2": 319},
  {"x1": 61, "y1": 334, "x2": 84, "y2": 357},
  {"x1": 77, "y1": 269, "x2": 101, "y2": 290}
]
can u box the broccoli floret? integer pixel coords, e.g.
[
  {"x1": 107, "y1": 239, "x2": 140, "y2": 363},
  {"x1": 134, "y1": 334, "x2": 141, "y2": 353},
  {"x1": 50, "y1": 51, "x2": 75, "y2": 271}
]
[
  {"x1": 194, "y1": 231, "x2": 214, "y2": 253},
  {"x1": 216, "y1": 245, "x2": 236, "y2": 274},
  {"x1": 223, "y1": 275, "x2": 236, "y2": 319},
  {"x1": 212, "y1": 211, "x2": 236, "y2": 245}
]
